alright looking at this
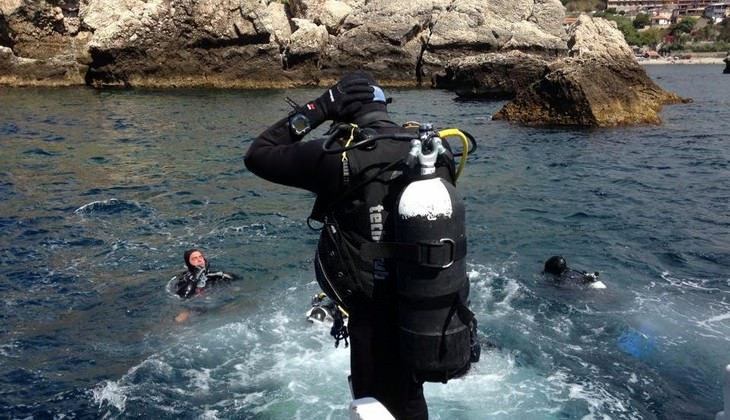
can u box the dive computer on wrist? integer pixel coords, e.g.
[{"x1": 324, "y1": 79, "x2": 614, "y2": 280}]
[{"x1": 289, "y1": 113, "x2": 311, "y2": 136}]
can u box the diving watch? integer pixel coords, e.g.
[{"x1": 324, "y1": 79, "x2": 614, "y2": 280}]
[{"x1": 289, "y1": 113, "x2": 311, "y2": 136}]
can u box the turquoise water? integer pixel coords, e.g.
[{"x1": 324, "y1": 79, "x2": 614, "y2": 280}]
[{"x1": 1, "y1": 65, "x2": 728, "y2": 419}]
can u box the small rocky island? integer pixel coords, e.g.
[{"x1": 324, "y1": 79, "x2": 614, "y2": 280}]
[{"x1": 0, "y1": 0, "x2": 687, "y2": 127}]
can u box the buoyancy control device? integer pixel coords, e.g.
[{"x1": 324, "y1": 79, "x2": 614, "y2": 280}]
[{"x1": 332, "y1": 123, "x2": 480, "y2": 383}]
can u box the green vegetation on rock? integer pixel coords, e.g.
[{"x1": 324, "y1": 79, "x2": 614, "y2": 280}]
[
  {"x1": 561, "y1": 0, "x2": 606, "y2": 12},
  {"x1": 594, "y1": 10, "x2": 729, "y2": 52}
]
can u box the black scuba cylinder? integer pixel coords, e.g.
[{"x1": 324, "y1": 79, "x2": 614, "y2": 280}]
[{"x1": 394, "y1": 141, "x2": 472, "y2": 383}]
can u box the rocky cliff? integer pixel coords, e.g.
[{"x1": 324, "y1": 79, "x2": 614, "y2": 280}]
[
  {"x1": 492, "y1": 15, "x2": 688, "y2": 126},
  {"x1": 1, "y1": 0, "x2": 567, "y2": 87},
  {"x1": 0, "y1": 0, "x2": 685, "y2": 126}
]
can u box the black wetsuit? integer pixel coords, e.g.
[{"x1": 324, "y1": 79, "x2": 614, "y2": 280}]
[
  {"x1": 174, "y1": 267, "x2": 237, "y2": 299},
  {"x1": 245, "y1": 117, "x2": 436, "y2": 420},
  {"x1": 548, "y1": 269, "x2": 600, "y2": 287}
]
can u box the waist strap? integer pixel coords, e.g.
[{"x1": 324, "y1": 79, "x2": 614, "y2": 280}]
[{"x1": 360, "y1": 237, "x2": 466, "y2": 268}]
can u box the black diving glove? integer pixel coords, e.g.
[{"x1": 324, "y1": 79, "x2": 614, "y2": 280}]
[
  {"x1": 192, "y1": 266, "x2": 208, "y2": 288},
  {"x1": 297, "y1": 74, "x2": 375, "y2": 131},
  {"x1": 178, "y1": 279, "x2": 196, "y2": 298}
]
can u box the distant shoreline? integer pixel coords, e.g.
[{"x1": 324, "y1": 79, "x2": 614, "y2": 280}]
[{"x1": 637, "y1": 57, "x2": 727, "y2": 65}]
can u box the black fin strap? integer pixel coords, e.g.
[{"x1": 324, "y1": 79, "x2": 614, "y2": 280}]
[
  {"x1": 439, "y1": 296, "x2": 476, "y2": 362},
  {"x1": 438, "y1": 295, "x2": 461, "y2": 362},
  {"x1": 330, "y1": 308, "x2": 349, "y2": 348},
  {"x1": 455, "y1": 300, "x2": 480, "y2": 363}
]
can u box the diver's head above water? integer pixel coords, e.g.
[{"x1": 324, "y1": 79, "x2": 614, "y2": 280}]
[
  {"x1": 184, "y1": 248, "x2": 207, "y2": 272},
  {"x1": 543, "y1": 255, "x2": 567, "y2": 276}
]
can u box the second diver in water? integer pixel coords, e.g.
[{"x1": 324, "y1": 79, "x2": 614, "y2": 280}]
[
  {"x1": 173, "y1": 248, "x2": 238, "y2": 299},
  {"x1": 171, "y1": 249, "x2": 239, "y2": 323},
  {"x1": 543, "y1": 255, "x2": 606, "y2": 289}
]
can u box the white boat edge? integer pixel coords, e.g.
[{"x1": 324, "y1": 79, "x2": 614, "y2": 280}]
[{"x1": 350, "y1": 397, "x2": 395, "y2": 420}]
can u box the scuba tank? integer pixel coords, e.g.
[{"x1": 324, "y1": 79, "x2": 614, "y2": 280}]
[
  {"x1": 394, "y1": 124, "x2": 475, "y2": 383},
  {"x1": 319, "y1": 122, "x2": 479, "y2": 382}
]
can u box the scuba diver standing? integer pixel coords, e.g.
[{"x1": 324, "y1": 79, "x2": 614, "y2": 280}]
[{"x1": 244, "y1": 71, "x2": 479, "y2": 419}]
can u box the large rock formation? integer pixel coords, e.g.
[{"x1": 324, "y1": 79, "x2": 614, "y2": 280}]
[
  {"x1": 432, "y1": 50, "x2": 551, "y2": 99},
  {"x1": 1, "y1": 0, "x2": 567, "y2": 88},
  {"x1": 492, "y1": 15, "x2": 687, "y2": 126},
  {"x1": 1, "y1": 1, "x2": 685, "y2": 127},
  {"x1": 0, "y1": 45, "x2": 85, "y2": 85},
  {"x1": 0, "y1": 0, "x2": 88, "y2": 85}
]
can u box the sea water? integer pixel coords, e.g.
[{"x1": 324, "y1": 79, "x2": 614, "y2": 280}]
[{"x1": 0, "y1": 64, "x2": 728, "y2": 419}]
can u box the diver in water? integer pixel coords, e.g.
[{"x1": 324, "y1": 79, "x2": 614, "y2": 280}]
[
  {"x1": 173, "y1": 249, "x2": 238, "y2": 299},
  {"x1": 543, "y1": 255, "x2": 606, "y2": 289},
  {"x1": 171, "y1": 249, "x2": 239, "y2": 323}
]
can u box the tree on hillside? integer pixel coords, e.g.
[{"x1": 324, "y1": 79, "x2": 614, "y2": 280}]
[
  {"x1": 639, "y1": 27, "x2": 665, "y2": 49},
  {"x1": 561, "y1": 0, "x2": 606, "y2": 12},
  {"x1": 671, "y1": 17, "x2": 696, "y2": 36},
  {"x1": 719, "y1": 19, "x2": 730, "y2": 42},
  {"x1": 695, "y1": 21, "x2": 718, "y2": 42},
  {"x1": 634, "y1": 13, "x2": 651, "y2": 29}
]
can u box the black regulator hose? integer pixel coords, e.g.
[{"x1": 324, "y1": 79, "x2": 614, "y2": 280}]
[{"x1": 322, "y1": 124, "x2": 415, "y2": 154}]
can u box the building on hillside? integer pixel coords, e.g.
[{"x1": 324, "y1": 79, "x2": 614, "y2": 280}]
[
  {"x1": 672, "y1": 6, "x2": 710, "y2": 21},
  {"x1": 675, "y1": 0, "x2": 717, "y2": 8},
  {"x1": 673, "y1": 0, "x2": 719, "y2": 15},
  {"x1": 607, "y1": 0, "x2": 675, "y2": 12},
  {"x1": 704, "y1": 2, "x2": 730, "y2": 22},
  {"x1": 651, "y1": 10, "x2": 674, "y2": 24},
  {"x1": 608, "y1": 0, "x2": 726, "y2": 12}
]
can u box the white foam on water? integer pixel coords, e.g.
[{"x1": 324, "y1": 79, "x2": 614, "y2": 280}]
[
  {"x1": 93, "y1": 261, "x2": 662, "y2": 418},
  {"x1": 703, "y1": 312, "x2": 730, "y2": 325},
  {"x1": 91, "y1": 379, "x2": 128, "y2": 412},
  {"x1": 639, "y1": 271, "x2": 730, "y2": 343},
  {"x1": 0, "y1": 340, "x2": 20, "y2": 358},
  {"x1": 199, "y1": 408, "x2": 221, "y2": 420},
  {"x1": 178, "y1": 285, "x2": 351, "y2": 417},
  {"x1": 451, "y1": 261, "x2": 653, "y2": 418},
  {"x1": 74, "y1": 198, "x2": 147, "y2": 215},
  {"x1": 660, "y1": 271, "x2": 726, "y2": 293},
  {"x1": 184, "y1": 367, "x2": 212, "y2": 394}
]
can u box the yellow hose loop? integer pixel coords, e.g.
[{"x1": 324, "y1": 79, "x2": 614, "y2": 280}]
[
  {"x1": 438, "y1": 128, "x2": 470, "y2": 180},
  {"x1": 341, "y1": 124, "x2": 358, "y2": 162}
]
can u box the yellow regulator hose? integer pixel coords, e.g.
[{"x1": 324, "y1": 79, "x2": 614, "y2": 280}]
[{"x1": 438, "y1": 128, "x2": 471, "y2": 181}]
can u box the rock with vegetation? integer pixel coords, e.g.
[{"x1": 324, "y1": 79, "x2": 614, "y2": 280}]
[{"x1": 493, "y1": 15, "x2": 687, "y2": 127}]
